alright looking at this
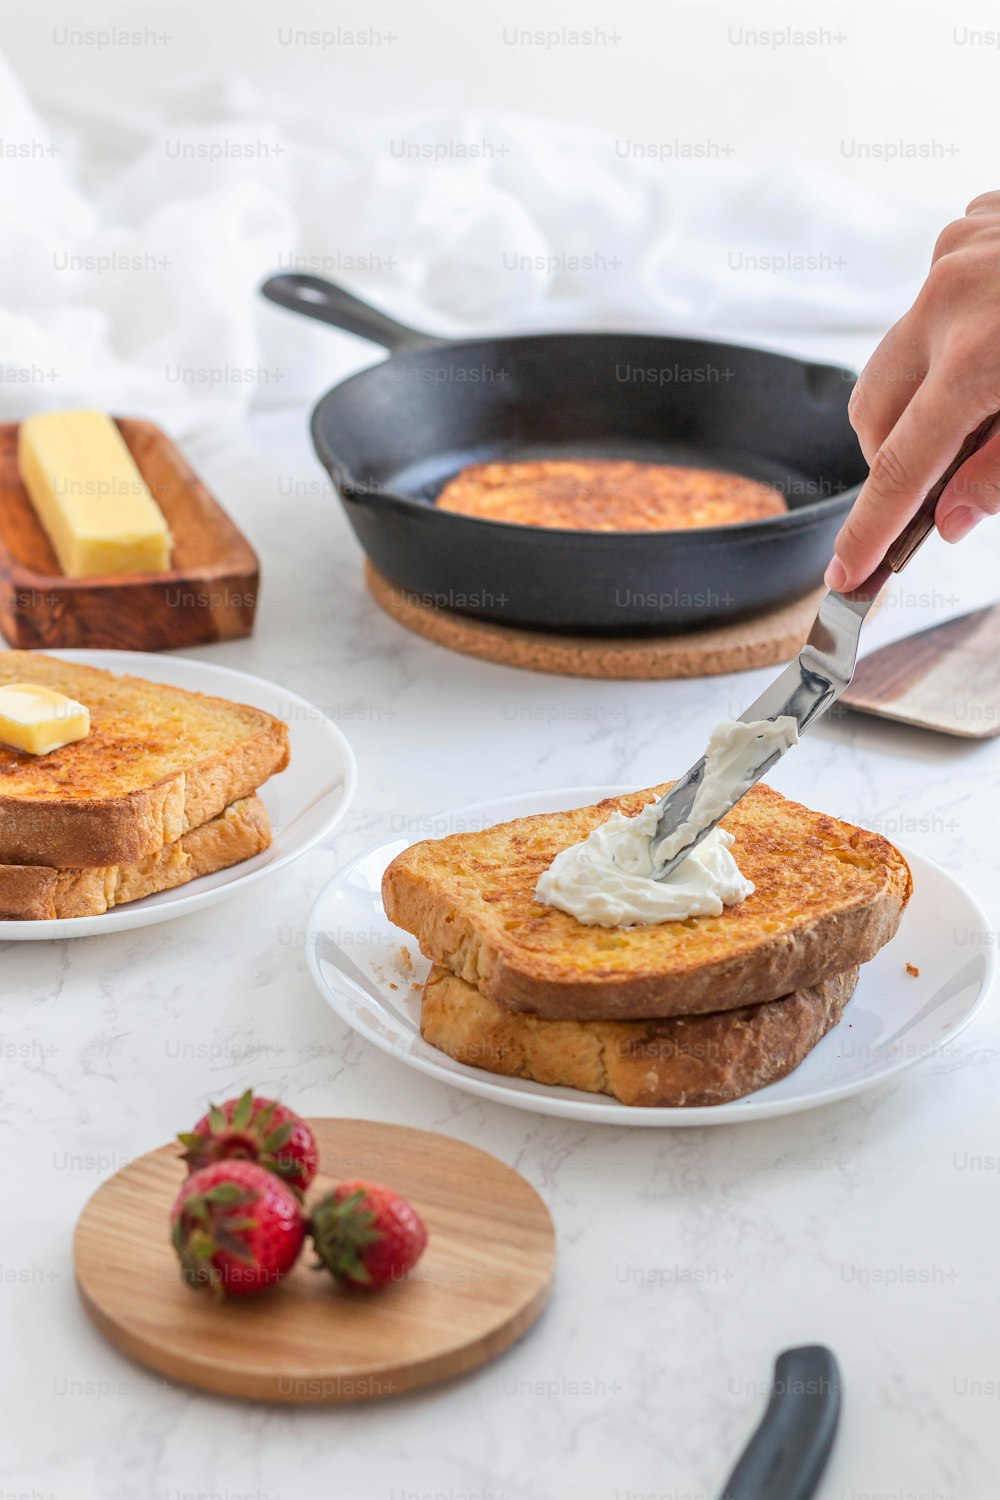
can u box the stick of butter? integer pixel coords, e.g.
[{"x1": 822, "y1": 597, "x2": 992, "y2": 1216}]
[
  {"x1": 0, "y1": 683, "x2": 91, "y2": 755},
  {"x1": 18, "y1": 411, "x2": 172, "y2": 577}
]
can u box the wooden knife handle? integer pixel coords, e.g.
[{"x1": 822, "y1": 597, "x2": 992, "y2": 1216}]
[{"x1": 885, "y1": 412, "x2": 999, "y2": 572}]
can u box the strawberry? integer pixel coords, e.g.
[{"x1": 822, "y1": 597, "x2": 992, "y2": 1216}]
[
  {"x1": 178, "y1": 1089, "x2": 319, "y2": 1192},
  {"x1": 310, "y1": 1180, "x2": 428, "y2": 1291},
  {"x1": 170, "y1": 1159, "x2": 306, "y2": 1298}
]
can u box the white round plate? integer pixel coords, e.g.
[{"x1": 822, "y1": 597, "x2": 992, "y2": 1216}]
[
  {"x1": 2, "y1": 650, "x2": 356, "y2": 940},
  {"x1": 306, "y1": 785, "x2": 995, "y2": 1127}
]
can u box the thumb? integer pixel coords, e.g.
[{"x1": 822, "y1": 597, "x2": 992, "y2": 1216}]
[{"x1": 936, "y1": 430, "x2": 1000, "y2": 543}]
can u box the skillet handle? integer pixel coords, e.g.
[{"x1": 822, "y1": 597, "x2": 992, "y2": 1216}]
[
  {"x1": 260, "y1": 273, "x2": 439, "y2": 351},
  {"x1": 718, "y1": 1345, "x2": 841, "y2": 1500}
]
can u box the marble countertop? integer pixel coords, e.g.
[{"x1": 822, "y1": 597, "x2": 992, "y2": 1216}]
[{"x1": 3, "y1": 394, "x2": 1000, "y2": 1500}]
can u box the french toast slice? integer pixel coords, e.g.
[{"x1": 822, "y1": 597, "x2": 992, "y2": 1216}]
[
  {"x1": 383, "y1": 784, "x2": 911, "y2": 1021},
  {"x1": 435, "y1": 459, "x2": 787, "y2": 531},
  {"x1": 421, "y1": 964, "x2": 859, "y2": 1107},
  {"x1": 0, "y1": 652, "x2": 288, "y2": 867},
  {"x1": 0, "y1": 794, "x2": 271, "y2": 920}
]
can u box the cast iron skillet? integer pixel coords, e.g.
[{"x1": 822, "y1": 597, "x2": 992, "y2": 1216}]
[{"x1": 261, "y1": 273, "x2": 866, "y2": 634}]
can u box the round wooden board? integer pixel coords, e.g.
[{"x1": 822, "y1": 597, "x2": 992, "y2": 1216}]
[
  {"x1": 366, "y1": 561, "x2": 825, "y2": 680},
  {"x1": 73, "y1": 1118, "x2": 555, "y2": 1404}
]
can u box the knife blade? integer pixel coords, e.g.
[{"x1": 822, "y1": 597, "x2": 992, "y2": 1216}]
[{"x1": 651, "y1": 412, "x2": 999, "y2": 879}]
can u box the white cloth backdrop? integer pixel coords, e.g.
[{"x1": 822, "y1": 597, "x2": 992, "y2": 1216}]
[{"x1": 0, "y1": 53, "x2": 943, "y2": 438}]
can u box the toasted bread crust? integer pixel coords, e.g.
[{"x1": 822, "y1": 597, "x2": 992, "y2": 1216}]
[
  {"x1": 0, "y1": 795, "x2": 271, "y2": 920},
  {"x1": 421, "y1": 964, "x2": 859, "y2": 1106},
  {"x1": 436, "y1": 459, "x2": 787, "y2": 532},
  {"x1": 383, "y1": 784, "x2": 912, "y2": 1021},
  {"x1": 0, "y1": 652, "x2": 289, "y2": 866}
]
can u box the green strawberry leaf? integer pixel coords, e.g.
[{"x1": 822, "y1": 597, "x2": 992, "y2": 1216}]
[
  {"x1": 214, "y1": 1232, "x2": 256, "y2": 1263},
  {"x1": 187, "y1": 1229, "x2": 216, "y2": 1261},
  {"x1": 201, "y1": 1183, "x2": 255, "y2": 1207},
  {"x1": 231, "y1": 1089, "x2": 255, "y2": 1131}
]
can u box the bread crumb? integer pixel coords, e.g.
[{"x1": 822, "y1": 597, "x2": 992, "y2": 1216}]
[
  {"x1": 905, "y1": 962, "x2": 920, "y2": 978},
  {"x1": 395, "y1": 946, "x2": 415, "y2": 977}
]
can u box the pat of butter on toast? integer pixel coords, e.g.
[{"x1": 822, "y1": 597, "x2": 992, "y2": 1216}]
[
  {"x1": 18, "y1": 410, "x2": 172, "y2": 577},
  {"x1": 0, "y1": 683, "x2": 90, "y2": 756}
]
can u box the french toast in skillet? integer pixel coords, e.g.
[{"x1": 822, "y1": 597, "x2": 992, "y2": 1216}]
[{"x1": 435, "y1": 459, "x2": 787, "y2": 532}]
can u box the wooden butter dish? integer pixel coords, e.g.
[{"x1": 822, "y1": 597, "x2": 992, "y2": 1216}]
[{"x1": 0, "y1": 418, "x2": 258, "y2": 650}]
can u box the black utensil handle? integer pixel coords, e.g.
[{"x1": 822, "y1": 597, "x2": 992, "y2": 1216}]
[
  {"x1": 885, "y1": 411, "x2": 999, "y2": 572},
  {"x1": 260, "y1": 273, "x2": 438, "y2": 351},
  {"x1": 719, "y1": 1345, "x2": 841, "y2": 1500}
]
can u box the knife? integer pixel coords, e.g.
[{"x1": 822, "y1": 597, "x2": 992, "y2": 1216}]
[
  {"x1": 716, "y1": 1345, "x2": 841, "y2": 1500},
  {"x1": 651, "y1": 413, "x2": 998, "y2": 879}
]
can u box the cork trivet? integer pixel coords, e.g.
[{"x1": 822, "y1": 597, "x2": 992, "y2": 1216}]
[{"x1": 365, "y1": 562, "x2": 826, "y2": 680}]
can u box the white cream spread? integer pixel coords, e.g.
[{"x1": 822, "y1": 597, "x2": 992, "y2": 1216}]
[
  {"x1": 651, "y1": 715, "x2": 799, "y2": 870},
  {"x1": 534, "y1": 716, "x2": 799, "y2": 927},
  {"x1": 534, "y1": 802, "x2": 752, "y2": 926}
]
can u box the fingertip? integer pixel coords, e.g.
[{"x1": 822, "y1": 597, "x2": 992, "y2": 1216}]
[
  {"x1": 824, "y1": 557, "x2": 847, "y2": 591},
  {"x1": 938, "y1": 505, "x2": 983, "y2": 544}
]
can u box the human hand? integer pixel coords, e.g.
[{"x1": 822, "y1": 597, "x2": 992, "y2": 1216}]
[{"x1": 826, "y1": 192, "x2": 1000, "y2": 591}]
